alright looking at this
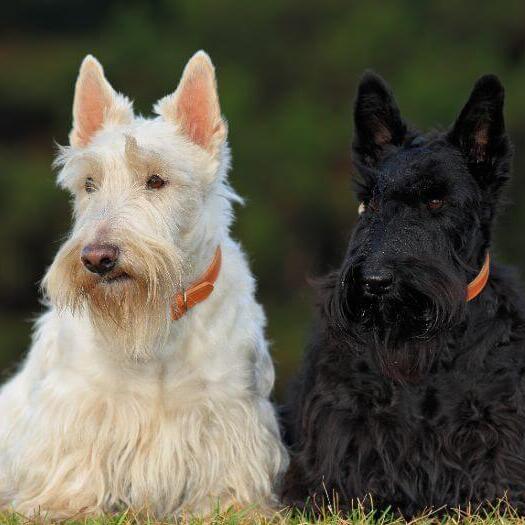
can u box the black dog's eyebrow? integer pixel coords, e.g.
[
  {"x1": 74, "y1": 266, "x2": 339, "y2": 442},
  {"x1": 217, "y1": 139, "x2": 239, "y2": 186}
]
[
  {"x1": 405, "y1": 173, "x2": 449, "y2": 193},
  {"x1": 385, "y1": 165, "x2": 450, "y2": 201}
]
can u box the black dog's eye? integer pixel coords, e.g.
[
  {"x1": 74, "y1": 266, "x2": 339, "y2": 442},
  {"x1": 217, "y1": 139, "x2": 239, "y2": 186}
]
[
  {"x1": 147, "y1": 174, "x2": 166, "y2": 190},
  {"x1": 427, "y1": 198, "x2": 444, "y2": 211},
  {"x1": 85, "y1": 177, "x2": 96, "y2": 194}
]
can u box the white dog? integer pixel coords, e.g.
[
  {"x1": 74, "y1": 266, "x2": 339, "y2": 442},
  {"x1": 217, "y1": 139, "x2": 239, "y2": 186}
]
[{"x1": 0, "y1": 51, "x2": 287, "y2": 518}]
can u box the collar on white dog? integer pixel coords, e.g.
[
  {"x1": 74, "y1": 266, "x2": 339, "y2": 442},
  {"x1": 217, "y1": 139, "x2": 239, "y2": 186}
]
[{"x1": 170, "y1": 247, "x2": 222, "y2": 321}]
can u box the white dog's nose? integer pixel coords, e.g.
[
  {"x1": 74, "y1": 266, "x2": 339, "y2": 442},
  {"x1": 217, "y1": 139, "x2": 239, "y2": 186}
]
[{"x1": 81, "y1": 244, "x2": 119, "y2": 275}]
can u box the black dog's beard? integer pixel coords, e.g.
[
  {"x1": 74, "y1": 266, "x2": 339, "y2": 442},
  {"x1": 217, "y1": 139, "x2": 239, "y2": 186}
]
[
  {"x1": 365, "y1": 330, "x2": 444, "y2": 383},
  {"x1": 325, "y1": 258, "x2": 466, "y2": 382}
]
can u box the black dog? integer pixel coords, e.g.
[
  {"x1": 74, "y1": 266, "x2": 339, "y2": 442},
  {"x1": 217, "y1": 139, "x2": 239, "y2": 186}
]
[{"x1": 282, "y1": 73, "x2": 525, "y2": 516}]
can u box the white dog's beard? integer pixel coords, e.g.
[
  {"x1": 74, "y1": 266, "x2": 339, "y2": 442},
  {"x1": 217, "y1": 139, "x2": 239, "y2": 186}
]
[
  {"x1": 86, "y1": 278, "x2": 171, "y2": 361},
  {"x1": 43, "y1": 234, "x2": 183, "y2": 360}
]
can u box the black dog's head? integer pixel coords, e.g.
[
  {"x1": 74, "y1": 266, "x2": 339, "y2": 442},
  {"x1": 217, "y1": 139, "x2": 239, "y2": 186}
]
[{"x1": 330, "y1": 73, "x2": 511, "y2": 381}]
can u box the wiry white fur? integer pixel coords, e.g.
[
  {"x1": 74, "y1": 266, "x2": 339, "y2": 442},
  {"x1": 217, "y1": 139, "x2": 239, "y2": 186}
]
[{"x1": 0, "y1": 52, "x2": 288, "y2": 518}]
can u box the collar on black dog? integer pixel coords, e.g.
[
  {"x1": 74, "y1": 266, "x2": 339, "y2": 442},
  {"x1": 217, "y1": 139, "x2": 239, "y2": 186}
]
[{"x1": 466, "y1": 252, "x2": 490, "y2": 302}]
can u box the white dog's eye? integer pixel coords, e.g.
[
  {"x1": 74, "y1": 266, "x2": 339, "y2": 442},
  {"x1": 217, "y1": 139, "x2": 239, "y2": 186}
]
[
  {"x1": 84, "y1": 177, "x2": 96, "y2": 194},
  {"x1": 147, "y1": 174, "x2": 166, "y2": 190},
  {"x1": 358, "y1": 202, "x2": 366, "y2": 215}
]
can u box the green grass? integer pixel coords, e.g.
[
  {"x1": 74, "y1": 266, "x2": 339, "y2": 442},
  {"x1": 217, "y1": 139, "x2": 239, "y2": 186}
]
[{"x1": 2, "y1": 501, "x2": 525, "y2": 525}]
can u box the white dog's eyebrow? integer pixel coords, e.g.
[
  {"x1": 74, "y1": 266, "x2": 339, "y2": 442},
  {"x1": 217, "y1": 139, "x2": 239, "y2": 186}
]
[
  {"x1": 125, "y1": 135, "x2": 169, "y2": 176},
  {"x1": 125, "y1": 134, "x2": 162, "y2": 165},
  {"x1": 56, "y1": 151, "x2": 102, "y2": 187},
  {"x1": 124, "y1": 134, "x2": 194, "y2": 185},
  {"x1": 54, "y1": 145, "x2": 98, "y2": 170},
  {"x1": 124, "y1": 134, "x2": 141, "y2": 161}
]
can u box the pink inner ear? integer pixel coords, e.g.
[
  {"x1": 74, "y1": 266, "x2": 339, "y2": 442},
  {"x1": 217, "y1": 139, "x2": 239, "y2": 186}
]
[
  {"x1": 176, "y1": 73, "x2": 217, "y2": 149},
  {"x1": 73, "y1": 75, "x2": 110, "y2": 147},
  {"x1": 472, "y1": 124, "x2": 489, "y2": 162},
  {"x1": 371, "y1": 117, "x2": 392, "y2": 146}
]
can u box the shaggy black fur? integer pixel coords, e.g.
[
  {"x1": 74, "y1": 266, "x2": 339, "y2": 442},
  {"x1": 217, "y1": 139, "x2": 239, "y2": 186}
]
[{"x1": 282, "y1": 73, "x2": 525, "y2": 517}]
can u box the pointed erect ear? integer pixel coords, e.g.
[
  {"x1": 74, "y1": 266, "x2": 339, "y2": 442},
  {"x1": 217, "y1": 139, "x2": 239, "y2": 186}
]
[
  {"x1": 154, "y1": 51, "x2": 227, "y2": 154},
  {"x1": 448, "y1": 75, "x2": 508, "y2": 166},
  {"x1": 70, "y1": 55, "x2": 133, "y2": 148},
  {"x1": 352, "y1": 72, "x2": 407, "y2": 166}
]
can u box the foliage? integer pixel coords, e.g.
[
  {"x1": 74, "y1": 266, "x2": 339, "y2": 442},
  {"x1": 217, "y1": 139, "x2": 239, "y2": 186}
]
[{"x1": 2, "y1": 1, "x2": 525, "y2": 397}]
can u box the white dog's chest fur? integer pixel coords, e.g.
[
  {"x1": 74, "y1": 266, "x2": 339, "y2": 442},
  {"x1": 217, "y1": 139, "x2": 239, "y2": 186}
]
[{"x1": 0, "y1": 244, "x2": 286, "y2": 517}]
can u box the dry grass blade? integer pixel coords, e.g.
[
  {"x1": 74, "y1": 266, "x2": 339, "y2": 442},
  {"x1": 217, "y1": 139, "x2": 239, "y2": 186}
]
[{"x1": 1, "y1": 499, "x2": 525, "y2": 525}]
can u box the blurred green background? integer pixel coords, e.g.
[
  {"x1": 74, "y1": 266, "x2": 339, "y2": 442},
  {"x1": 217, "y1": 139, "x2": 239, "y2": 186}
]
[{"x1": 1, "y1": 1, "x2": 525, "y2": 399}]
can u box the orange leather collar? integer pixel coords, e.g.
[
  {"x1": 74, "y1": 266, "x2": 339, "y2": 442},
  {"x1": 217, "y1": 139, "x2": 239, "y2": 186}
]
[
  {"x1": 466, "y1": 252, "x2": 490, "y2": 302},
  {"x1": 170, "y1": 247, "x2": 222, "y2": 320}
]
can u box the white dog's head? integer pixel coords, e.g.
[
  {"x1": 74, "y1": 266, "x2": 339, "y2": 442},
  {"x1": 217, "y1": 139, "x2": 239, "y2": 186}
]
[{"x1": 43, "y1": 51, "x2": 240, "y2": 359}]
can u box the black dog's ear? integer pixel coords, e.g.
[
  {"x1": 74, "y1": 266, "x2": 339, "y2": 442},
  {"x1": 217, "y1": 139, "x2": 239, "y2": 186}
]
[
  {"x1": 448, "y1": 75, "x2": 509, "y2": 171},
  {"x1": 353, "y1": 72, "x2": 407, "y2": 166}
]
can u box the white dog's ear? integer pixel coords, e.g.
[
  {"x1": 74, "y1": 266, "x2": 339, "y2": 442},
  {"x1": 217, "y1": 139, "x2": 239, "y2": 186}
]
[
  {"x1": 70, "y1": 55, "x2": 133, "y2": 148},
  {"x1": 155, "y1": 51, "x2": 227, "y2": 154}
]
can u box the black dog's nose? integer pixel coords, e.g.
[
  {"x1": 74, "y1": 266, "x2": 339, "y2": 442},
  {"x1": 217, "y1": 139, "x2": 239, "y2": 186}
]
[
  {"x1": 81, "y1": 244, "x2": 119, "y2": 275},
  {"x1": 361, "y1": 269, "x2": 394, "y2": 296}
]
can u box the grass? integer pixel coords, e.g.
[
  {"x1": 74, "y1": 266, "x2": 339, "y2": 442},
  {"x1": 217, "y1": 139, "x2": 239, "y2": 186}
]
[{"x1": 2, "y1": 500, "x2": 525, "y2": 525}]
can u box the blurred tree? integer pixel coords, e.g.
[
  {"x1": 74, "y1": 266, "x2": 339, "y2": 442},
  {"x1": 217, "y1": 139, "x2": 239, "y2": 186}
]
[{"x1": 1, "y1": 0, "x2": 525, "y2": 397}]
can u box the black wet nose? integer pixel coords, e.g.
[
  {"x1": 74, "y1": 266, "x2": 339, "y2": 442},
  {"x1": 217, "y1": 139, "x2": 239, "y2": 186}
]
[
  {"x1": 361, "y1": 269, "x2": 394, "y2": 296},
  {"x1": 81, "y1": 244, "x2": 119, "y2": 275}
]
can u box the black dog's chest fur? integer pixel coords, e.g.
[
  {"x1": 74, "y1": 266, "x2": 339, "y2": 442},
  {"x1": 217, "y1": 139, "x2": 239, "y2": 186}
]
[
  {"x1": 330, "y1": 337, "x2": 525, "y2": 481},
  {"x1": 283, "y1": 272, "x2": 525, "y2": 516}
]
